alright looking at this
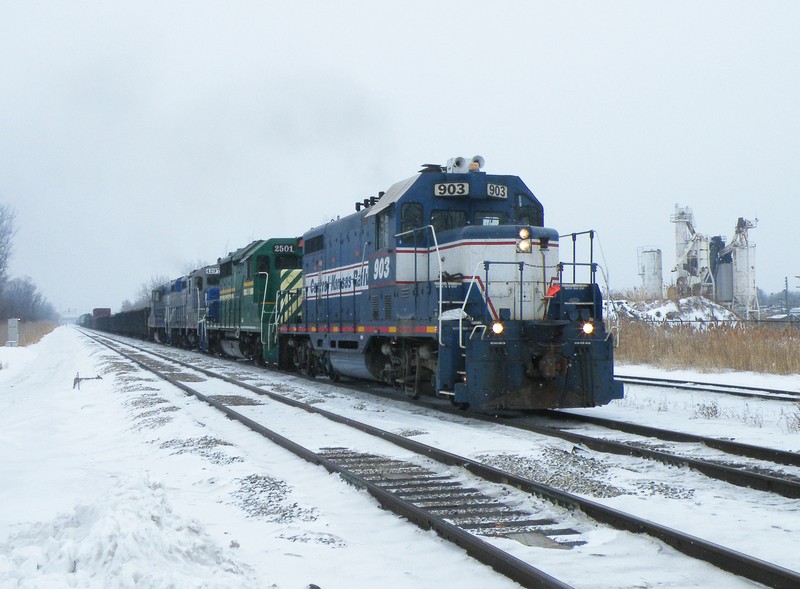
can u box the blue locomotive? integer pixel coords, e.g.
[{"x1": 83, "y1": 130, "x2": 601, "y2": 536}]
[{"x1": 277, "y1": 157, "x2": 623, "y2": 410}]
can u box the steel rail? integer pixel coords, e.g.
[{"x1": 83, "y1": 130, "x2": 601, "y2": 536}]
[
  {"x1": 84, "y1": 331, "x2": 800, "y2": 589},
  {"x1": 616, "y1": 373, "x2": 800, "y2": 401},
  {"x1": 544, "y1": 410, "x2": 800, "y2": 468},
  {"x1": 513, "y1": 414, "x2": 800, "y2": 498}
]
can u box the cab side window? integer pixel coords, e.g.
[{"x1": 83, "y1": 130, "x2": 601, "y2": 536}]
[
  {"x1": 400, "y1": 202, "x2": 424, "y2": 244},
  {"x1": 376, "y1": 211, "x2": 390, "y2": 250}
]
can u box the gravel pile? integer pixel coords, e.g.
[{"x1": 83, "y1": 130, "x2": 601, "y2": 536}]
[
  {"x1": 230, "y1": 474, "x2": 317, "y2": 523},
  {"x1": 207, "y1": 394, "x2": 263, "y2": 406},
  {"x1": 476, "y1": 448, "x2": 626, "y2": 498},
  {"x1": 158, "y1": 435, "x2": 244, "y2": 465}
]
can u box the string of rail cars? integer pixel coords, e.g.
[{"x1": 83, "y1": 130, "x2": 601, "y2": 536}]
[{"x1": 81, "y1": 156, "x2": 623, "y2": 412}]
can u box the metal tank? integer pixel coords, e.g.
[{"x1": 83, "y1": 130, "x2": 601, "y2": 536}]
[
  {"x1": 715, "y1": 261, "x2": 733, "y2": 303},
  {"x1": 637, "y1": 247, "x2": 663, "y2": 298}
]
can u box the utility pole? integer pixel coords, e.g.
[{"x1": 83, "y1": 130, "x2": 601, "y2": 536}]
[
  {"x1": 794, "y1": 276, "x2": 800, "y2": 323},
  {"x1": 785, "y1": 276, "x2": 789, "y2": 315}
]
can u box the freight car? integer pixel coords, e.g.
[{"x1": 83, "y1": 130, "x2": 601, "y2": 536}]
[
  {"x1": 77, "y1": 313, "x2": 94, "y2": 328},
  {"x1": 109, "y1": 307, "x2": 150, "y2": 339},
  {"x1": 276, "y1": 156, "x2": 623, "y2": 410}
]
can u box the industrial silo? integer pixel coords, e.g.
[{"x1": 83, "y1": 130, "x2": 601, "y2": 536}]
[
  {"x1": 638, "y1": 247, "x2": 663, "y2": 298},
  {"x1": 715, "y1": 261, "x2": 733, "y2": 303}
]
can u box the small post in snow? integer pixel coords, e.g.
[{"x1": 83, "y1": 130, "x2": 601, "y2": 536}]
[{"x1": 73, "y1": 372, "x2": 102, "y2": 389}]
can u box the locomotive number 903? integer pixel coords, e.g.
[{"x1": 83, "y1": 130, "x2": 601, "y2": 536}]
[
  {"x1": 434, "y1": 182, "x2": 469, "y2": 197},
  {"x1": 373, "y1": 256, "x2": 391, "y2": 281}
]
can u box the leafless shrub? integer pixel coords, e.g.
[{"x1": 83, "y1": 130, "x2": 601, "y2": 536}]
[
  {"x1": 779, "y1": 404, "x2": 800, "y2": 434},
  {"x1": 740, "y1": 403, "x2": 764, "y2": 428},
  {"x1": 692, "y1": 400, "x2": 722, "y2": 420}
]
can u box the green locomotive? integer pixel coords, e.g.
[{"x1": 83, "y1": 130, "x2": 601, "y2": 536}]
[{"x1": 205, "y1": 237, "x2": 302, "y2": 364}]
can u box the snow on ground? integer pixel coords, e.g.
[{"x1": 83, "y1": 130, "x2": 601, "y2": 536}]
[
  {"x1": 2, "y1": 327, "x2": 799, "y2": 588},
  {"x1": 0, "y1": 328, "x2": 523, "y2": 589},
  {"x1": 610, "y1": 296, "x2": 739, "y2": 324},
  {"x1": 603, "y1": 363, "x2": 800, "y2": 452}
]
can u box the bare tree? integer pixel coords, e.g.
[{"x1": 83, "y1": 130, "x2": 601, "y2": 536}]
[
  {"x1": 0, "y1": 276, "x2": 57, "y2": 321},
  {"x1": 0, "y1": 204, "x2": 16, "y2": 289},
  {"x1": 182, "y1": 259, "x2": 210, "y2": 275},
  {"x1": 131, "y1": 275, "x2": 172, "y2": 309},
  {"x1": 0, "y1": 206, "x2": 57, "y2": 322}
]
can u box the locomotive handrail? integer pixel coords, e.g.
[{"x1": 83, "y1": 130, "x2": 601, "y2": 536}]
[
  {"x1": 483, "y1": 260, "x2": 525, "y2": 322},
  {"x1": 558, "y1": 230, "x2": 597, "y2": 284},
  {"x1": 394, "y1": 225, "x2": 444, "y2": 345},
  {"x1": 459, "y1": 259, "x2": 491, "y2": 349},
  {"x1": 557, "y1": 230, "x2": 602, "y2": 319},
  {"x1": 357, "y1": 241, "x2": 370, "y2": 332},
  {"x1": 469, "y1": 324, "x2": 487, "y2": 341},
  {"x1": 271, "y1": 288, "x2": 289, "y2": 341},
  {"x1": 274, "y1": 287, "x2": 303, "y2": 326},
  {"x1": 271, "y1": 291, "x2": 284, "y2": 337},
  {"x1": 258, "y1": 272, "x2": 270, "y2": 348}
]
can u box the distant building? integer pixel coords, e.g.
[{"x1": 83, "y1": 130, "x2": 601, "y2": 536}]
[{"x1": 670, "y1": 204, "x2": 759, "y2": 319}]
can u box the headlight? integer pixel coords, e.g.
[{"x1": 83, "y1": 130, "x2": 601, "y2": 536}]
[
  {"x1": 582, "y1": 322, "x2": 595, "y2": 335},
  {"x1": 492, "y1": 321, "x2": 504, "y2": 335},
  {"x1": 519, "y1": 228, "x2": 530, "y2": 240},
  {"x1": 516, "y1": 239, "x2": 532, "y2": 253}
]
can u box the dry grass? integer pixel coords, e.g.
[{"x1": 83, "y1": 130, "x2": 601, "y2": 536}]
[
  {"x1": 615, "y1": 319, "x2": 800, "y2": 375},
  {"x1": 0, "y1": 320, "x2": 59, "y2": 347}
]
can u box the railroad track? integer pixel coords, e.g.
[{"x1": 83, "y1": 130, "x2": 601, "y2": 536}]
[
  {"x1": 364, "y1": 385, "x2": 800, "y2": 500},
  {"x1": 615, "y1": 373, "x2": 800, "y2": 401},
  {"x1": 82, "y1": 331, "x2": 800, "y2": 588},
  {"x1": 320, "y1": 365, "x2": 800, "y2": 499},
  {"x1": 508, "y1": 411, "x2": 800, "y2": 498},
  {"x1": 543, "y1": 410, "x2": 800, "y2": 467}
]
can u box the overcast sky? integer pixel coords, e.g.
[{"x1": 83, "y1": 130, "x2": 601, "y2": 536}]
[{"x1": 2, "y1": 1, "x2": 798, "y2": 315}]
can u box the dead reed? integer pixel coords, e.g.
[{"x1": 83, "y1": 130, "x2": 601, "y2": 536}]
[
  {"x1": 0, "y1": 320, "x2": 59, "y2": 347},
  {"x1": 615, "y1": 319, "x2": 800, "y2": 375}
]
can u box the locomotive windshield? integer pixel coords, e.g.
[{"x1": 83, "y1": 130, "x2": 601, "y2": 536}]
[
  {"x1": 274, "y1": 253, "x2": 301, "y2": 269},
  {"x1": 431, "y1": 210, "x2": 467, "y2": 233},
  {"x1": 425, "y1": 190, "x2": 542, "y2": 235},
  {"x1": 516, "y1": 205, "x2": 542, "y2": 226}
]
